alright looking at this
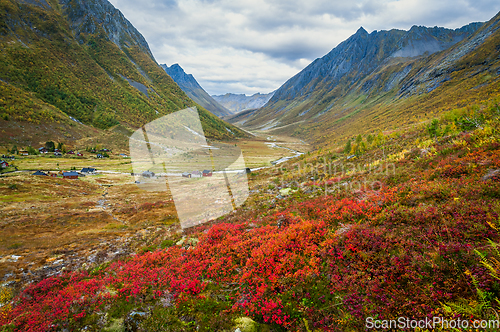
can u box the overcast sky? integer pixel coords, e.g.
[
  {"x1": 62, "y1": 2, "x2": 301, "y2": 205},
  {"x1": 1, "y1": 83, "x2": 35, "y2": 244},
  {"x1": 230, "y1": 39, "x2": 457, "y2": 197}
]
[{"x1": 108, "y1": 0, "x2": 498, "y2": 96}]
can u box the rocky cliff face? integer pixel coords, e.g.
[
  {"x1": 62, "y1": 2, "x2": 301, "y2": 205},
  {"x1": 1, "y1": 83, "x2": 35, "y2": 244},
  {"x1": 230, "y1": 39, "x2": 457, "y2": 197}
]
[
  {"x1": 268, "y1": 23, "x2": 482, "y2": 105},
  {"x1": 162, "y1": 64, "x2": 231, "y2": 117},
  {"x1": 212, "y1": 92, "x2": 275, "y2": 114},
  {"x1": 59, "y1": 0, "x2": 153, "y2": 58}
]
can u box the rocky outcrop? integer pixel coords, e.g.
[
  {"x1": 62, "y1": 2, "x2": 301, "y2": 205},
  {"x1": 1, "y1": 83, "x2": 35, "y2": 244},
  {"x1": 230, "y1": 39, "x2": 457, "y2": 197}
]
[{"x1": 59, "y1": 0, "x2": 153, "y2": 58}]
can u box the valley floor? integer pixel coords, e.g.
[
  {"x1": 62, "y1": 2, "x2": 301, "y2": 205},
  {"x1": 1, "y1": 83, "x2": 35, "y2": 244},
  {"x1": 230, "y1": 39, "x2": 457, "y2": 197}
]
[{"x1": 0, "y1": 134, "x2": 308, "y2": 296}]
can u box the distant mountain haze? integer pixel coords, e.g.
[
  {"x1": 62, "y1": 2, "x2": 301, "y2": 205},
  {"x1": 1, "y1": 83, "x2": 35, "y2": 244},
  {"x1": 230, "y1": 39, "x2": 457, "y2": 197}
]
[
  {"x1": 161, "y1": 64, "x2": 232, "y2": 117},
  {"x1": 212, "y1": 92, "x2": 275, "y2": 114}
]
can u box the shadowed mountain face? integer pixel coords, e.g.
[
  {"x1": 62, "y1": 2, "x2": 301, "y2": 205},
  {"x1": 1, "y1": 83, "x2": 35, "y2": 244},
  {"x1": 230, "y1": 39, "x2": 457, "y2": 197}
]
[
  {"x1": 212, "y1": 92, "x2": 275, "y2": 114},
  {"x1": 161, "y1": 64, "x2": 232, "y2": 117},
  {"x1": 228, "y1": 14, "x2": 500, "y2": 146},
  {"x1": 0, "y1": 0, "x2": 244, "y2": 147}
]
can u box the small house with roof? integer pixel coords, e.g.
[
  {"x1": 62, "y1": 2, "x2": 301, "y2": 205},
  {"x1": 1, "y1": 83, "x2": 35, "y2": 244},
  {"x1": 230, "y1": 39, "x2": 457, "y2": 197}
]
[
  {"x1": 81, "y1": 167, "x2": 96, "y2": 174},
  {"x1": 202, "y1": 170, "x2": 212, "y2": 177},
  {"x1": 182, "y1": 172, "x2": 191, "y2": 178},
  {"x1": 33, "y1": 170, "x2": 48, "y2": 176},
  {"x1": 142, "y1": 170, "x2": 155, "y2": 178},
  {"x1": 0, "y1": 160, "x2": 8, "y2": 168},
  {"x1": 63, "y1": 171, "x2": 79, "y2": 179}
]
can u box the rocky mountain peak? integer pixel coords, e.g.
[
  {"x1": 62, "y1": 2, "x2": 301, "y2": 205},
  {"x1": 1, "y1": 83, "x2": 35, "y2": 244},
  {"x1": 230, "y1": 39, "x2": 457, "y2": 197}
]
[
  {"x1": 59, "y1": 0, "x2": 154, "y2": 58},
  {"x1": 356, "y1": 26, "x2": 368, "y2": 35}
]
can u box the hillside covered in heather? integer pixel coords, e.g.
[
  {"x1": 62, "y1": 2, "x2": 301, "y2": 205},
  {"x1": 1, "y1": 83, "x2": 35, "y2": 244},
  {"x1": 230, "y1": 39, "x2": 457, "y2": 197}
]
[{"x1": 1, "y1": 100, "x2": 499, "y2": 331}]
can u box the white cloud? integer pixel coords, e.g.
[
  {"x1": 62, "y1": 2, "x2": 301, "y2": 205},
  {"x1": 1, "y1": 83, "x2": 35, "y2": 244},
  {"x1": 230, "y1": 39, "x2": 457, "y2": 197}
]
[{"x1": 108, "y1": 0, "x2": 499, "y2": 95}]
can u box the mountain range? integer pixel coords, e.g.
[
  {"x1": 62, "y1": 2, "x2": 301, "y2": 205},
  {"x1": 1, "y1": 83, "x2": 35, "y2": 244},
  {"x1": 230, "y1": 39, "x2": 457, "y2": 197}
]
[
  {"x1": 226, "y1": 12, "x2": 500, "y2": 146},
  {"x1": 0, "y1": 0, "x2": 244, "y2": 149},
  {"x1": 161, "y1": 63, "x2": 232, "y2": 117},
  {"x1": 2, "y1": 0, "x2": 499, "y2": 151},
  {"x1": 161, "y1": 64, "x2": 274, "y2": 117},
  {"x1": 212, "y1": 92, "x2": 275, "y2": 114}
]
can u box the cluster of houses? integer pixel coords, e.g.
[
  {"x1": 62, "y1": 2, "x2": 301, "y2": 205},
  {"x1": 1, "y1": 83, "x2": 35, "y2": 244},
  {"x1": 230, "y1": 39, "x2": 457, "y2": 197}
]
[
  {"x1": 180, "y1": 168, "x2": 251, "y2": 178},
  {"x1": 13, "y1": 146, "x2": 123, "y2": 158},
  {"x1": 139, "y1": 170, "x2": 216, "y2": 179},
  {"x1": 38, "y1": 147, "x2": 83, "y2": 156},
  {"x1": 32, "y1": 167, "x2": 97, "y2": 179},
  {"x1": 1, "y1": 155, "x2": 15, "y2": 169}
]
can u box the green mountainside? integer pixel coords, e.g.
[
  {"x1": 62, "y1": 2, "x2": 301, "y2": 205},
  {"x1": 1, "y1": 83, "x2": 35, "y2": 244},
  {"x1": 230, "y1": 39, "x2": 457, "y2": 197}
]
[
  {"x1": 0, "y1": 0, "x2": 244, "y2": 149},
  {"x1": 228, "y1": 12, "x2": 500, "y2": 147}
]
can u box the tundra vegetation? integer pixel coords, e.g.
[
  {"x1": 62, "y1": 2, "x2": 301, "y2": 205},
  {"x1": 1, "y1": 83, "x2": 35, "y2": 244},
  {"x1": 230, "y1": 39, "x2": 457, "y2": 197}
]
[{"x1": 0, "y1": 101, "x2": 499, "y2": 331}]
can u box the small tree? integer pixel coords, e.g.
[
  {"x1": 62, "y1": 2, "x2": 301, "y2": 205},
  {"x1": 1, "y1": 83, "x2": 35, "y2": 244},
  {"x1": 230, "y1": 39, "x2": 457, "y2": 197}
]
[
  {"x1": 374, "y1": 132, "x2": 386, "y2": 147},
  {"x1": 427, "y1": 119, "x2": 440, "y2": 139},
  {"x1": 45, "y1": 141, "x2": 55, "y2": 152},
  {"x1": 350, "y1": 143, "x2": 358, "y2": 155},
  {"x1": 355, "y1": 134, "x2": 363, "y2": 144},
  {"x1": 27, "y1": 146, "x2": 37, "y2": 155},
  {"x1": 359, "y1": 141, "x2": 367, "y2": 154},
  {"x1": 344, "y1": 139, "x2": 352, "y2": 154},
  {"x1": 366, "y1": 134, "x2": 374, "y2": 144}
]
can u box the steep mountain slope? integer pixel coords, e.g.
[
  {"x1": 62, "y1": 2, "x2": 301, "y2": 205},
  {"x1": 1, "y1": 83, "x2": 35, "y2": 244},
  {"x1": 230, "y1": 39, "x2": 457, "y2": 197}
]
[
  {"x1": 229, "y1": 15, "x2": 500, "y2": 146},
  {"x1": 212, "y1": 92, "x2": 275, "y2": 114},
  {"x1": 161, "y1": 64, "x2": 231, "y2": 117},
  {"x1": 0, "y1": 0, "x2": 244, "y2": 148}
]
